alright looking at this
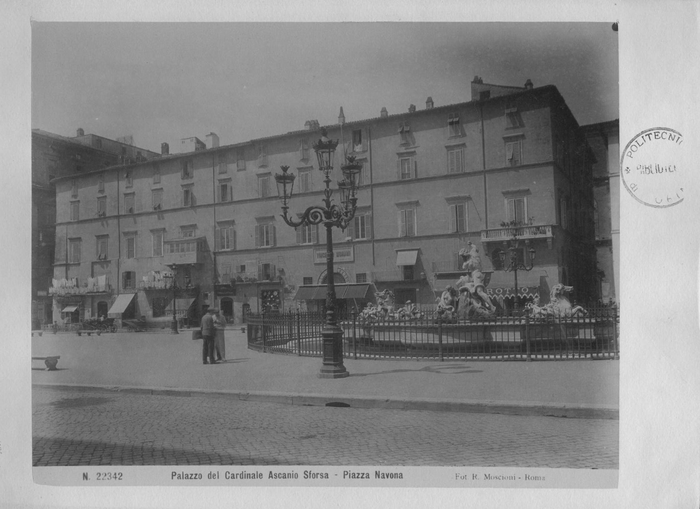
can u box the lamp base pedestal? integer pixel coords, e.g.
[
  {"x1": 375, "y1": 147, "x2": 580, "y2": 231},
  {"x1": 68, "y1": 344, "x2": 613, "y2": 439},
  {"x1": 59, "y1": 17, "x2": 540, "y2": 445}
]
[{"x1": 318, "y1": 327, "x2": 349, "y2": 379}]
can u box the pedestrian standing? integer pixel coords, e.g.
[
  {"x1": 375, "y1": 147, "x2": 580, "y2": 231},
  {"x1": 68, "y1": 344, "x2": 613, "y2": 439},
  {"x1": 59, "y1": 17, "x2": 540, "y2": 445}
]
[
  {"x1": 212, "y1": 308, "x2": 226, "y2": 362},
  {"x1": 200, "y1": 308, "x2": 217, "y2": 365}
]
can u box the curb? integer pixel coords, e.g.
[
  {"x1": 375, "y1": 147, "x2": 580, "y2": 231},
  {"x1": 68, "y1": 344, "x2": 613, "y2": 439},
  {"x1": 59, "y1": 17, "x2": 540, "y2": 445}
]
[{"x1": 33, "y1": 383, "x2": 619, "y2": 420}]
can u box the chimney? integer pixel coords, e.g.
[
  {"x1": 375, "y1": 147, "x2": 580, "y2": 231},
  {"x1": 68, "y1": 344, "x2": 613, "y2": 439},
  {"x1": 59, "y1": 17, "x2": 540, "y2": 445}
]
[
  {"x1": 472, "y1": 75, "x2": 483, "y2": 84},
  {"x1": 161, "y1": 142, "x2": 169, "y2": 155},
  {"x1": 338, "y1": 107, "x2": 345, "y2": 125},
  {"x1": 76, "y1": 128, "x2": 85, "y2": 137},
  {"x1": 524, "y1": 79, "x2": 533, "y2": 90},
  {"x1": 408, "y1": 104, "x2": 416, "y2": 113},
  {"x1": 206, "y1": 132, "x2": 219, "y2": 149},
  {"x1": 426, "y1": 97, "x2": 434, "y2": 109},
  {"x1": 380, "y1": 107, "x2": 388, "y2": 119}
]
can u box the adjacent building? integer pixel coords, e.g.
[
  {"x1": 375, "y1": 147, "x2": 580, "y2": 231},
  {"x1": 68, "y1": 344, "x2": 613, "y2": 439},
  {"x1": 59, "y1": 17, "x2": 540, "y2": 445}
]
[{"x1": 47, "y1": 77, "x2": 603, "y2": 327}]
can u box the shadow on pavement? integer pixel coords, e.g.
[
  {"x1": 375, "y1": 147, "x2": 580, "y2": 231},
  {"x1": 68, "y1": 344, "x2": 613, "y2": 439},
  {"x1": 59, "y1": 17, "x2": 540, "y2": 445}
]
[{"x1": 349, "y1": 364, "x2": 483, "y2": 377}]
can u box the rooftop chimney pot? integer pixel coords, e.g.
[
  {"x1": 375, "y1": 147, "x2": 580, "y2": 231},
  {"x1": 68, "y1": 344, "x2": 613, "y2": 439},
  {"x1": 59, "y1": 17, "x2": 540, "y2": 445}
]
[
  {"x1": 76, "y1": 128, "x2": 84, "y2": 137},
  {"x1": 161, "y1": 142, "x2": 169, "y2": 155},
  {"x1": 408, "y1": 104, "x2": 416, "y2": 113},
  {"x1": 524, "y1": 79, "x2": 534, "y2": 89}
]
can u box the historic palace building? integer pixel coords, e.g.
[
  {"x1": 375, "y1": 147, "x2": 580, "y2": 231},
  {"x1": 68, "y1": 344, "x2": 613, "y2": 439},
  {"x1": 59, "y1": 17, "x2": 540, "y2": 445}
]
[{"x1": 47, "y1": 77, "x2": 603, "y2": 327}]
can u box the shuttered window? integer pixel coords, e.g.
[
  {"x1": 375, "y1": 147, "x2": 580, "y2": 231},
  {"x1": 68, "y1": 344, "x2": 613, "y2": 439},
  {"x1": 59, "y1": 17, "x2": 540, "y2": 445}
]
[
  {"x1": 255, "y1": 223, "x2": 276, "y2": 247},
  {"x1": 216, "y1": 225, "x2": 236, "y2": 251},
  {"x1": 449, "y1": 203, "x2": 467, "y2": 233},
  {"x1": 399, "y1": 209, "x2": 416, "y2": 237}
]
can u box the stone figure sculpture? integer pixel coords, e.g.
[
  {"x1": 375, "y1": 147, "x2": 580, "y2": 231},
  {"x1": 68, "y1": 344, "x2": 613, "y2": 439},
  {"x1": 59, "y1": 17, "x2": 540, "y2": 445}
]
[{"x1": 526, "y1": 284, "x2": 587, "y2": 318}]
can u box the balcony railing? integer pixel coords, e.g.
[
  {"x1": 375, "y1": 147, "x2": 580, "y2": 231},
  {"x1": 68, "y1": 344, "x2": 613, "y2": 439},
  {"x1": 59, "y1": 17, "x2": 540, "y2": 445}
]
[
  {"x1": 481, "y1": 224, "x2": 554, "y2": 242},
  {"x1": 49, "y1": 283, "x2": 112, "y2": 296}
]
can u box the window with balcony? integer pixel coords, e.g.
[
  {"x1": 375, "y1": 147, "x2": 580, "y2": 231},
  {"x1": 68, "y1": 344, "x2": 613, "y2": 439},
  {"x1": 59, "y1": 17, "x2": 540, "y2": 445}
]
[
  {"x1": 448, "y1": 113, "x2": 461, "y2": 137},
  {"x1": 255, "y1": 222, "x2": 276, "y2": 247},
  {"x1": 124, "y1": 193, "x2": 135, "y2": 214},
  {"x1": 125, "y1": 235, "x2": 136, "y2": 259},
  {"x1": 506, "y1": 196, "x2": 527, "y2": 224},
  {"x1": 69, "y1": 238, "x2": 81, "y2": 263},
  {"x1": 449, "y1": 202, "x2": 467, "y2": 233},
  {"x1": 152, "y1": 230, "x2": 163, "y2": 257},
  {"x1": 152, "y1": 189, "x2": 163, "y2": 210},
  {"x1": 216, "y1": 223, "x2": 236, "y2": 251},
  {"x1": 296, "y1": 223, "x2": 318, "y2": 245},
  {"x1": 258, "y1": 174, "x2": 271, "y2": 198},
  {"x1": 298, "y1": 169, "x2": 312, "y2": 193},
  {"x1": 122, "y1": 271, "x2": 136, "y2": 290},
  {"x1": 447, "y1": 146, "x2": 465, "y2": 174},
  {"x1": 349, "y1": 212, "x2": 372, "y2": 240},
  {"x1": 506, "y1": 140, "x2": 523, "y2": 166},
  {"x1": 398, "y1": 208, "x2": 416, "y2": 237},
  {"x1": 96, "y1": 236, "x2": 108, "y2": 260},
  {"x1": 93, "y1": 196, "x2": 106, "y2": 217},
  {"x1": 70, "y1": 201, "x2": 80, "y2": 221},
  {"x1": 181, "y1": 159, "x2": 193, "y2": 179}
]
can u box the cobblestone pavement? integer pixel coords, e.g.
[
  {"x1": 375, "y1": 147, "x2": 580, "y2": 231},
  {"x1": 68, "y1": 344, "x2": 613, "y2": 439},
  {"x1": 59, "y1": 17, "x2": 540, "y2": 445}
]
[{"x1": 33, "y1": 387, "x2": 618, "y2": 469}]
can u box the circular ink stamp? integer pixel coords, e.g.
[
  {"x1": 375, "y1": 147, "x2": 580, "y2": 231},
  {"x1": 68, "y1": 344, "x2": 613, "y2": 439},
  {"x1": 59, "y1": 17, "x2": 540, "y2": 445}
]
[{"x1": 621, "y1": 127, "x2": 685, "y2": 208}]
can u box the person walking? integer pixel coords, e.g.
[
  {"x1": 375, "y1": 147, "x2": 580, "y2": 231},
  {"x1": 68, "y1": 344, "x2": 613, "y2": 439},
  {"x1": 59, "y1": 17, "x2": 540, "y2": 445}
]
[
  {"x1": 212, "y1": 308, "x2": 226, "y2": 362},
  {"x1": 200, "y1": 308, "x2": 217, "y2": 365}
]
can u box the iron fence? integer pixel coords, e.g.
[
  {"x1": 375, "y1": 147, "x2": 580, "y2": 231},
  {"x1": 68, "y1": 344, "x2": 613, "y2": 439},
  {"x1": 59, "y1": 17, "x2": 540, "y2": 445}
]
[{"x1": 246, "y1": 307, "x2": 619, "y2": 361}]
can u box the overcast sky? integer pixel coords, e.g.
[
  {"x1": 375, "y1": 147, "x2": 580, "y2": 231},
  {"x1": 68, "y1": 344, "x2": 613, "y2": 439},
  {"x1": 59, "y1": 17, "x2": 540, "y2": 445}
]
[{"x1": 32, "y1": 22, "x2": 618, "y2": 153}]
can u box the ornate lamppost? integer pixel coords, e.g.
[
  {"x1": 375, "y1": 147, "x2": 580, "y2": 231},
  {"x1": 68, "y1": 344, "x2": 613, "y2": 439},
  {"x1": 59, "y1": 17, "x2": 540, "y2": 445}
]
[
  {"x1": 498, "y1": 232, "x2": 536, "y2": 312},
  {"x1": 164, "y1": 268, "x2": 179, "y2": 334},
  {"x1": 275, "y1": 129, "x2": 362, "y2": 379}
]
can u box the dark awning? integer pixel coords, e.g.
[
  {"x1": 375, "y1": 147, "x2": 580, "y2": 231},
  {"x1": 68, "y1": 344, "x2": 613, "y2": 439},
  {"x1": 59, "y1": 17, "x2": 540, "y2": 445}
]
[
  {"x1": 170, "y1": 297, "x2": 196, "y2": 316},
  {"x1": 294, "y1": 286, "x2": 317, "y2": 300},
  {"x1": 343, "y1": 284, "x2": 370, "y2": 299}
]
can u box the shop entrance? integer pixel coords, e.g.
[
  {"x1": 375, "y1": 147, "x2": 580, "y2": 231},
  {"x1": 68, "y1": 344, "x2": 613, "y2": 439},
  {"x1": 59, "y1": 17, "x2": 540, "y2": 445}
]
[{"x1": 221, "y1": 298, "x2": 234, "y2": 323}]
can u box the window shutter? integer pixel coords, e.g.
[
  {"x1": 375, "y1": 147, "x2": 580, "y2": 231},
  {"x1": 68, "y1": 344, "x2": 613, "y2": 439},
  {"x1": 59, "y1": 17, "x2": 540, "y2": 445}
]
[
  {"x1": 271, "y1": 264, "x2": 277, "y2": 280},
  {"x1": 215, "y1": 228, "x2": 220, "y2": 251},
  {"x1": 399, "y1": 210, "x2": 406, "y2": 237},
  {"x1": 348, "y1": 217, "x2": 355, "y2": 240},
  {"x1": 413, "y1": 159, "x2": 418, "y2": 179},
  {"x1": 506, "y1": 143, "x2": 514, "y2": 162},
  {"x1": 271, "y1": 224, "x2": 276, "y2": 247},
  {"x1": 312, "y1": 224, "x2": 318, "y2": 244},
  {"x1": 257, "y1": 264, "x2": 263, "y2": 281},
  {"x1": 366, "y1": 214, "x2": 372, "y2": 239},
  {"x1": 507, "y1": 199, "x2": 515, "y2": 222},
  {"x1": 449, "y1": 204, "x2": 456, "y2": 232},
  {"x1": 296, "y1": 226, "x2": 302, "y2": 245},
  {"x1": 255, "y1": 224, "x2": 261, "y2": 248},
  {"x1": 407, "y1": 209, "x2": 415, "y2": 236},
  {"x1": 397, "y1": 160, "x2": 401, "y2": 181}
]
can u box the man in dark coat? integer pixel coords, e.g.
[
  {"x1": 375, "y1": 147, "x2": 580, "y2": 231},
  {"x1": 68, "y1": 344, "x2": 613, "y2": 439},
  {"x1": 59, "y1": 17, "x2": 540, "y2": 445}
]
[{"x1": 200, "y1": 308, "x2": 217, "y2": 364}]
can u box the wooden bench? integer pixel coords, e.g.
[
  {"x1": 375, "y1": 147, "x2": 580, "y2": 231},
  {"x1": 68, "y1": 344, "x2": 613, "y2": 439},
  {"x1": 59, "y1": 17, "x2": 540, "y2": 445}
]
[{"x1": 32, "y1": 356, "x2": 60, "y2": 371}]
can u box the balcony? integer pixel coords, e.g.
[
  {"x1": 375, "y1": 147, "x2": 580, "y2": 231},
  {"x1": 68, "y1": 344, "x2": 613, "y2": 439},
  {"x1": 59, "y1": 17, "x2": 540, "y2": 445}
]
[
  {"x1": 372, "y1": 269, "x2": 425, "y2": 283},
  {"x1": 163, "y1": 236, "x2": 206, "y2": 266},
  {"x1": 481, "y1": 224, "x2": 554, "y2": 242},
  {"x1": 49, "y1": 283, "x2": 112, "y2": 296}
]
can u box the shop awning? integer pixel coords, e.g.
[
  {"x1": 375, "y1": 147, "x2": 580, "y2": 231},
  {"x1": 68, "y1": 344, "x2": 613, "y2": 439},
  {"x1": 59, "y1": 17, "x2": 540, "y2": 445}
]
[
  {"x1": 170, "y1": 298, "x2": 196, "y2": 316},
  {"x1": 61, "y1": 305, "x2": 79, "y2": 313},
  {"x1": 396, "y1": 250, "x2": 419, "y2": 266},
  {"x1": 343, "y1": 284, "x2": 371, "y2": 299},
  {"x1": 107, "y1": 293, "x2": 136, "y2": 316},
  {"x1": 294, "y1": 284, "x2": 371, "y2": 300},
  {"x1": 486, "y1": 286, "x2": 540, "y2": 298},
  {"x1": 294, "y1": 286, "x2": 318, "y2": 301}
]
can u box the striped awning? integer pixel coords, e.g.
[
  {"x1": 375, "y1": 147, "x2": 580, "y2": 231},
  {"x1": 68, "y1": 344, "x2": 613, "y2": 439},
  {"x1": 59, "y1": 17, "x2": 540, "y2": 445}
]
[
  {"x1": 486, "y1": 286, "x2": 540, "y2": 298},
  {"x1": 107, "y1": 294, "x2": 136, "y2": 316}
]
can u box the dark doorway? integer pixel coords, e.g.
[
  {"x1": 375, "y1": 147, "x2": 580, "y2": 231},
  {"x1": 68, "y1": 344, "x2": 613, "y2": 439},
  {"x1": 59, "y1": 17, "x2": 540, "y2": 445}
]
[{"x1": 221, "y1": 298, "x2": 233, "y2": 322}]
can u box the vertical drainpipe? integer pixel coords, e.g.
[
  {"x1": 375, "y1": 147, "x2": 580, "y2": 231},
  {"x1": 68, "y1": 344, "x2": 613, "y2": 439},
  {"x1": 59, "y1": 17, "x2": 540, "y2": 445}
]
[
  {"x1": 368, "y1": 126, "x2": 375, "y2": 266},
  {"x1": 212, "y1": 152, "x2": 217, "y2": 310},
  {"x1": 116, "y1": 167, "x2": 121, "y2": 301},
  {"x1": 480, "y1": 103, "x2": 488, "y2": 232}
]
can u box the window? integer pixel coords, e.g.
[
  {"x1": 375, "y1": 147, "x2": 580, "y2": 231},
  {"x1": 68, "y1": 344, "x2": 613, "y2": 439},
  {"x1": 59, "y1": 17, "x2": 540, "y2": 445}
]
[
  {"x1": 296, "y1": 223, "x2": 318, "y2": 245},
  {"x1": 97, "y1": 196, "x2": 107, "y2": 217},
  {"x1": 70, "y1": 201, "x2": 80, "y2": 221},
  {"x1": 352, "y1": 129, "x2": 364, "y2": 152},
  {"x1": 125, "y1": 171, "x2": 133, "y2": 187},
  {"x1": 181, "y1": 159, "x2": 193, "y2": 179},
  {"x1": 349, "y1": 212, "x2": 372, "y2": 240},
  {"x1": 299, "y1": 139, "x2": 310, "y2": 161},
  {"x1": 124, "y1": 193, "x2": 135, "y2": 214},
  {"x1": 152, "y1": 189, "x2": 163, "y2": 210},
  {"x1": 217, "y1": 152, "x2": 228, "y2": 174},
  {"x1": 403, "y1": 266, "x2": 415, "y2": 281},
  {"x1": 258, "y1": 263, "x2": 276, "y2": 281},
  {"x1": 506, "y1": 140, "x2": 523, "y2": 166},
  {"x1": 216, "y1": 224, "x2": 236, "y2": 251},
  {"x1": 303, "y1": 276, "x2": 314, "y2": 285},
  {"x1": 237, "y1": 151, "x2": 246, "y2": 171},
  {"x1": 153, "y1": 166, "x2": 161, "y2": 184},
  {"x1": 122, "y1": 271, "x2": 136, "y2": 290},
  {"x1": 152, "y1": 231, "x2": 163, "y2": 257},
  {"x1": 506, "y1": 197, "x2": 527, "y2": 224},
  {"x1": 69, "y1": 238, "x2": 81, "y2": 263},
  {"x1": 258, "y1": 175, "x2": 271, "y2": 198},
  {"x1": 505, "y1": 107, "x2": 522, "y2": 129},
  {"x1": 71, "y1": 179, "x2": 78, "y2": 198},
  {"x1": 398, "y1": 123, "x2": 411, "y2": 145},
  {"x1": 399, "y1": 208, "x2": 416, "y2": 237},
  {"x1": 449, "y1": 203, "x2": 467, "y2": 233},
  {"x1": 398, "y1": 156, "x2": 415, "y2": 180},
  {"x1": 183, "y1": 187, "x2": 194, "y2": 207},
  {"x1": 125, "y1": 235, "x2": 136, "y2": 259},
  {"x1": 447, "y1": 147, "x2": 464, "y2": 174},
  {"x1": 298, "y1": 169, "x2": 312, "y2": 193},
  {"x1": 356, "y1": 161, "x2": 369, "y2": 186},
  {"x1": 257, "y1": 144, "x2": 268, "y2": 167},
  {"x1": 219, "y1": 182, "x2": 231, "y2": 203},
  {"x1": 355, "y1": 273, "x2": 367, "y2": 284},
  {"x1": 448, "y1": 113, "x2": 461, "y2": 137},
  {"x1": 181, "y1": 226, "x2": 196, "y2": 238},
  {"x1": 255, "y1": 223, "x2": 276, "y2": 247},
  {"x1": 98, "y1": 174, "x2": 105, "y2": 193},
  {"x1": 152, "y1": 297, "x2": 168, "y2": 317},
  {"x1": 96, "y1": 236, "x2": 108, "y2": 260}
]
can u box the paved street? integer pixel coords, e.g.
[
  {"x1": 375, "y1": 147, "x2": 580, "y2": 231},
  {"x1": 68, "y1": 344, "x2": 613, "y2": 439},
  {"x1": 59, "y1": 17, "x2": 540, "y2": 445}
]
[{"x1": 33, "y1": 386, "x2": 618, "y2": 469}]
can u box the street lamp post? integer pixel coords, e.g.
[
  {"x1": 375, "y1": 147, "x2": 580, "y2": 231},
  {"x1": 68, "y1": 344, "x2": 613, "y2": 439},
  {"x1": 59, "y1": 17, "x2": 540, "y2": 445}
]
[
  {"x1": 498, "y1": 232, "x2": 536, "y2": 312},
  {"x1": 165, "y1": 267, "x2": 179, "y2": 334},
  {"x1": 275, "y1": 129, "x2": 361, "y2": 379}
]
